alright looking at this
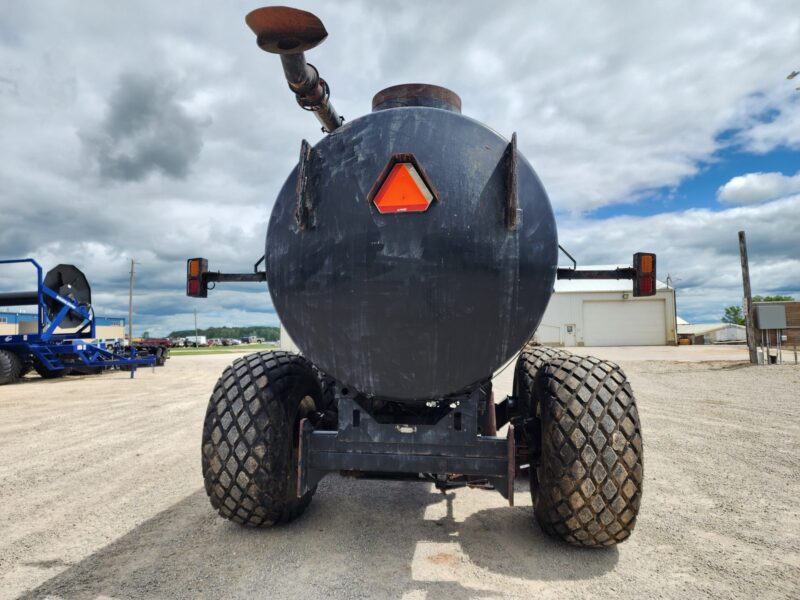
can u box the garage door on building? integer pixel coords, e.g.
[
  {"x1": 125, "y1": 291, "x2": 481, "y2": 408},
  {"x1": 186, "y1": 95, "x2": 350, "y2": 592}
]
[{"x1": 582, "y1": 300, "x2": 667, "y2": 346}]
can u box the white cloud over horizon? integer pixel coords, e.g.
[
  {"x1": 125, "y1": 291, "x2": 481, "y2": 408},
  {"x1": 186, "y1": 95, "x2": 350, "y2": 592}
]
[
  {"x1": 718, "y1": 170, "x2": 800, "y2": 205},
  {"x1": 0, "y1": 0, "x2": 798, "y2": 335}
]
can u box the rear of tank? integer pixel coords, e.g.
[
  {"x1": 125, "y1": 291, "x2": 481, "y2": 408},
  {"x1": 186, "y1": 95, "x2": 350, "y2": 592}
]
[{"x1": 266, "y1": 85, "x2": 558, "y2": 402}]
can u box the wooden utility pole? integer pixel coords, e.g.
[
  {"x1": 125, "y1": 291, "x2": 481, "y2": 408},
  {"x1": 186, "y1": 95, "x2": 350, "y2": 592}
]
[
  {"x1": 128, "y1": 259, "x2": 136, "y2": 342},
  {"x1": 738, "y1": 231, "x2": 758, "y2": 364}
]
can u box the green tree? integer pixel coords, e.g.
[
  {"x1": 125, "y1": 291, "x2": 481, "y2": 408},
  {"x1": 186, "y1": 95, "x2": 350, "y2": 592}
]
[
  {"x1": 166, "y1": 325, "x2": 280, "y2": 341},
  {"x1": 721, "y1": 306, "x2": 745, "y2": 325},
  {"x1": 142, "y1": 331, "x2": 151, "y2": 339},
  {"x1": 751, "y1": 294, "x2": 794, "y2": 302}
]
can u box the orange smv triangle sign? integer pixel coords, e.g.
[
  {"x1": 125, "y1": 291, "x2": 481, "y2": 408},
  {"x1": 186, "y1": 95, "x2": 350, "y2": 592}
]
[{"x1": 372, "y1": 162, "x2": 434, "y2": 214}]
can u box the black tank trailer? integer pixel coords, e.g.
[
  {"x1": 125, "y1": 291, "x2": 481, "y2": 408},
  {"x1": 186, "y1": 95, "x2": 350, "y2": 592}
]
[{"x1": 188, "y1": 6, "x2": 654, "y2": 547}]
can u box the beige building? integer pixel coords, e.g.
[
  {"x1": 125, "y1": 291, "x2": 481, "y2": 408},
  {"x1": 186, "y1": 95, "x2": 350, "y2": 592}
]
[{"x1": 0, "y1": 312, "x2": 126, "y2": 340}]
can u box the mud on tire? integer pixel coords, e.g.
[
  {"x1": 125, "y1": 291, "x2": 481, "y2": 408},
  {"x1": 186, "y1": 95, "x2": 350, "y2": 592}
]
[
  {"x1": 202, "y1": 351, "x2": 323, "y2": 527},
  {"x1": 534, "y1": 355, "x2": 643, "y2": 547}
]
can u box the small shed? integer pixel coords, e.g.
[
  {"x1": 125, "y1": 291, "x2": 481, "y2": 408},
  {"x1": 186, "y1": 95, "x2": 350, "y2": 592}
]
[{"x1": 0, "y1": 311, "x2": 126, "y2": 340}]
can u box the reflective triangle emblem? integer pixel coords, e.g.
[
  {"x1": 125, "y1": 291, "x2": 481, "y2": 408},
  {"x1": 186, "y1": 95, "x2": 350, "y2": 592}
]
[{"x1": 371, "y1": 160, "x2": 435, "y2": 214}]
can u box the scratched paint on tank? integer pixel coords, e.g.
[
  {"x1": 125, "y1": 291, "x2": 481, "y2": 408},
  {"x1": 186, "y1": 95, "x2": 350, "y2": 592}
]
[{"x1": 266, "y1": 106, "x2": 557, "y2": 400}]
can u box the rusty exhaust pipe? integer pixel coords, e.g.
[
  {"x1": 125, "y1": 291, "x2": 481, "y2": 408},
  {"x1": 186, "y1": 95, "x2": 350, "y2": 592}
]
[{"x1": 246, "y1": 6, "x2": 343, "y2": 133}]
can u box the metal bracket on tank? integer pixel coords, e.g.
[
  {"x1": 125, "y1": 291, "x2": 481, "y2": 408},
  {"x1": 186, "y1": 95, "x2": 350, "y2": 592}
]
[
  {"x1": 295, "y1": 139, "x2": 316, "y2": 230},
  {"x1": 505, "y1": 132, "x2": 520, "y2": 230}
]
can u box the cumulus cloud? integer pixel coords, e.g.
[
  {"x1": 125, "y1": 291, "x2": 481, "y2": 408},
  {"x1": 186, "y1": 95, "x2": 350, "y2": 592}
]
[
  {"x1": 735, "y1": 95, "x2": 800, "y2": 154},
  {"x1": 717, "y1": 171, "x2": 800, "y2": 204},
  {"x1": 559, "y1": 196, "x2": 800, "y2": 322},
  {"x1": 80, "y1": 72, "x2": 205, "y2": 181}
]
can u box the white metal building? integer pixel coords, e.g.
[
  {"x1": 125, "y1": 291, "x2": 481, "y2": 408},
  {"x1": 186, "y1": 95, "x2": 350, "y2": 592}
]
[
  {"x1": 677, "y1": 323, "x2": 746, "y2": 344},
  {"x1": 535, "y1": 268, "x2": 677, "y2": 347}
]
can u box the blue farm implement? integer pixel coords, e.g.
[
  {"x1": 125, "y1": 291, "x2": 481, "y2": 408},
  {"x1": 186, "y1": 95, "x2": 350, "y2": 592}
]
[{"x1": 0, "y1": 258, "x2": 161, "y2": 385}]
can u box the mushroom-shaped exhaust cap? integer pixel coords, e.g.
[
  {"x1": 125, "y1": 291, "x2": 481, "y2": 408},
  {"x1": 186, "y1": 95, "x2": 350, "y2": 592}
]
[{"x1": 245, "y1": 6, "x2": 328, "y2": 54}]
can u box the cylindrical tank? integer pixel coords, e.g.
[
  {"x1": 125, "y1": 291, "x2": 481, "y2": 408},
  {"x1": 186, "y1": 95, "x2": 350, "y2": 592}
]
[{"x1": 266, "y1": 85, "x2": 558, "y2": 400}]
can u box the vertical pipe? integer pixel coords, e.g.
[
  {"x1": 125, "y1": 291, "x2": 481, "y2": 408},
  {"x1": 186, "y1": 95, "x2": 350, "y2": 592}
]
[
  {"x1": 278, "y1": 54, "x2": 341, "y2": 133},
  {"x1": 766, "y1": 329, "x2": 771, "y2": 364},
  {"x1": 36, "y1": 261, "x2": 44, "y2": 336}
]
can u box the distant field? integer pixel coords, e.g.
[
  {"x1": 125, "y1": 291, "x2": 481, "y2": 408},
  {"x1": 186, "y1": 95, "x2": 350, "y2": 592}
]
[{"x1": 170, "y1": 342, "x2": 278, "y2": 356}]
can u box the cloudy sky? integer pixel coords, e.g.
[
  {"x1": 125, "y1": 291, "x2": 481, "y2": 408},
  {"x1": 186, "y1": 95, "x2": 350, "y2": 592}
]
[{"x1": 1, "y1": 0, "x2": 798, "y2": 336}]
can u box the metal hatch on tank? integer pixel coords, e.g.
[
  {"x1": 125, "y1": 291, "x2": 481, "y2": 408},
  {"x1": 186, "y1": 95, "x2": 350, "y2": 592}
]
[{"x1": 187, "y1": 5, "x2": 653, "y2": 547}]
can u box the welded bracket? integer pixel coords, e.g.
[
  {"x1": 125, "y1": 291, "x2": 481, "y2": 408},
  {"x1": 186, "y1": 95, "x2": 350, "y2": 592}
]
[
  {"x1": 505, "y1": 132, "x2": 520, "y2": 230},
  {"x1": 295, "y1": 139, "x2": 316, "y2": 230}
]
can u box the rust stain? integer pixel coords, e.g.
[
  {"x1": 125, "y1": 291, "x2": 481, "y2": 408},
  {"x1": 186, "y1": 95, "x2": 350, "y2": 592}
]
[{"x1": 428, "y1": 552, "x2": 459, "y2": 566}]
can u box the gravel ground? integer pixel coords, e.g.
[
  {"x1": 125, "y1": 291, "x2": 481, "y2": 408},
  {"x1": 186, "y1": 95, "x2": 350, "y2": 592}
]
[{"x1": 0, "y1": 349, "x2": 798, "y2": 599}]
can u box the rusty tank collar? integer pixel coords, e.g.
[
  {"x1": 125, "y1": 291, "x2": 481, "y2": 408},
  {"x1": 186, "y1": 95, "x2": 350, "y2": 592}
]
[{"x1": 372, "y1": 84, "x2": 461, "y2": 114}]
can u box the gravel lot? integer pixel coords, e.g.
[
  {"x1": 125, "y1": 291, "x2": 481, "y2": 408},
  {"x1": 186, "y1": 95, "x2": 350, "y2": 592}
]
[{"x1": 0, "y1": 348, "x2": 798, "y2": 599}]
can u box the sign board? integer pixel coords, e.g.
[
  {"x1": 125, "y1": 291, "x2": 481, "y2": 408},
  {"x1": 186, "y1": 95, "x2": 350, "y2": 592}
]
[{"x1": 755, "y1": 304, "x2": 787, "y2": 329}]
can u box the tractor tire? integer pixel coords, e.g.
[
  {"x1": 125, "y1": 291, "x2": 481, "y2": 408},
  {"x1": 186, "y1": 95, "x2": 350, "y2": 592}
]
[
  {"x1": 532, "y1": 355, "x2": 643, "y2": 547},
  {"x1": 0, "y1": 349, "x2": 23, "y2": 385},
  {"x1": 155, "y1": 348, "x2": 167, "y2": 366},
  {"x1": 71, "y1": 366, "x2": 104, "y2": 376},
  {"x1": 202, "y1": 351, "x2": 323, "y2": 527},
  {"x1": 513, "y1": 344, "x2": 571, "y2": 417},
  {"x1": 34, "y1": 362, "x2": 68, "y2": 379}
]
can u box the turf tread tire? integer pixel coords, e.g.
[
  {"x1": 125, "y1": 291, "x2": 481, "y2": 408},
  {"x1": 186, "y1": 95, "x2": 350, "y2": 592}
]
[
  {"x1": 202, "y1": 350, "x2": 322, "y2": 527},
  {"x1": 514, "y1": 344, "x2": 571, "y2": 416},
  {"x1": 534, "y1": 355, "x2": 643, "y2": 547},
  {"x1": 0, "y1": 349, "x2": 22, "y2": 385},
  {"x1": 34, "y1": 363, "x2": 68, "y2": 378}
]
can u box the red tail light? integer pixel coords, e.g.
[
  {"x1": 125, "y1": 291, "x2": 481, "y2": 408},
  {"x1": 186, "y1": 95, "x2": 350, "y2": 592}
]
[
  {"x1": 187, "y1": 258, "x2": 208, "y2": 298},
  {"x1": 633, "y1": 253, "x2": 656, "y2": 297}
]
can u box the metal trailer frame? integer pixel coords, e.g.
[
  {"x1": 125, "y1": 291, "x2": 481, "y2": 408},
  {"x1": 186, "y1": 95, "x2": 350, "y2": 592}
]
[
  {"x1": 298, "y1": 384, "x2": 520, "y2": 504},
  {"x1": 0, "y1": 258, "x2": 156, "y2": 377}
]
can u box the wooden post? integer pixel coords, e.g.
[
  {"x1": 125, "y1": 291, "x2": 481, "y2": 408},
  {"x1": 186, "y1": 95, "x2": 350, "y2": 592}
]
[
  {"x1": 128, "y1": 259, "x2": 135, "y2": 343},
  {"x1": 738, "y1": 231, "x2": 758, "y2": 364}
]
